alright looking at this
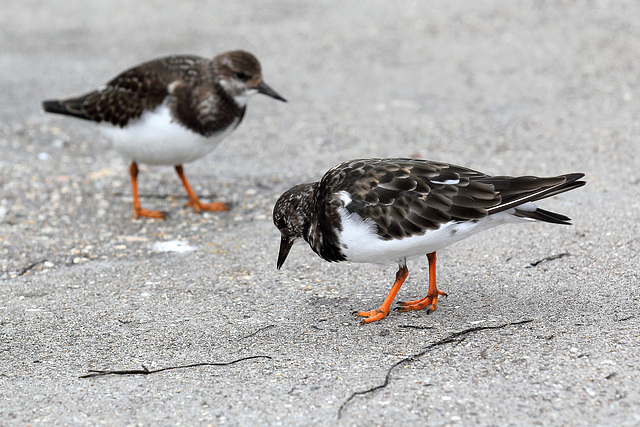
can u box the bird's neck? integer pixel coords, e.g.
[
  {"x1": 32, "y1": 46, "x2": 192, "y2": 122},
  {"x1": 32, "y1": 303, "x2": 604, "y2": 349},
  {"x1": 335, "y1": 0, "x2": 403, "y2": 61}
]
[{"x1": 304, "y1": 182, "x2": 347, "y2": 263}]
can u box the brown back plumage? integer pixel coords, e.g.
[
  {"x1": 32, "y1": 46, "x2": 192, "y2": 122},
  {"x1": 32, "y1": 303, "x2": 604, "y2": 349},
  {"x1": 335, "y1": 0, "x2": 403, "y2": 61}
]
[
  {"x1": 317, "y1": 158, "x2": 585, "y2": 241},
  {"x1": 43, "y1": 56, "x2": 210, "y2": 126}
]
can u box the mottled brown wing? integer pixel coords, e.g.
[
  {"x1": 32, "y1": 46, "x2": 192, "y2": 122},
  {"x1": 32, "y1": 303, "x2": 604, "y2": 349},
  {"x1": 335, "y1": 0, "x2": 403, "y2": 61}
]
[
  {"x1": 320, "y1": 158, "x2": 502, "y2": 240},
  {"x1": 43, "y1": 56, "x2": 206, "y2": 127}
]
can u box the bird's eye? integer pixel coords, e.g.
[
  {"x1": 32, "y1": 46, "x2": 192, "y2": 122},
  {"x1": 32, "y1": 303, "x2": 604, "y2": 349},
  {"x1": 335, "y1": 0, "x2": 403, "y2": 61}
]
[{"x1": 234, "y1": 71, "x2": 250, "y2": 81}]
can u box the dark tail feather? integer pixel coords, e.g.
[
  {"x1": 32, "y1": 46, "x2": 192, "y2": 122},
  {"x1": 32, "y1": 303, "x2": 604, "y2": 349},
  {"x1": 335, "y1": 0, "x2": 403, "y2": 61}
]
[
  {"x1": 42, "y1": 93, "x2": 93, "y2": 120},
  {"x1": 488, "y1": 173, "x2": 586, "y2": 222},
  {"x1": 42, "y1": 100, "x2": 69, "y2": 115},
  {"x1": 528, "y1": 178, "x2": 585, "y2": 202},
  {"x1": 514, "y1": 207, "x2": 572, "y2": 225}
]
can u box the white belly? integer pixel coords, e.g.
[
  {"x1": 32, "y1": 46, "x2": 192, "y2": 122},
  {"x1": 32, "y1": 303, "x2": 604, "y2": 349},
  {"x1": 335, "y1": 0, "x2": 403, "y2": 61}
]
[
  {"x1": 100, "y1": 104, "x2": 238, "y2": 165},
  {"x1": 337, "y1": 206, "x2": 531, "y2": 265}
]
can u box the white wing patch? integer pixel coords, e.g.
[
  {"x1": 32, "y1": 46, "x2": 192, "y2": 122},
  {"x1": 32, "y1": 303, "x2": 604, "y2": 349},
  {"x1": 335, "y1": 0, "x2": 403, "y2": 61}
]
[
  {"x1": 336, "y1": 190, "x2": 352, "y2": 206},
  {"x1": 430, "y1": 179, "x2": 460, "y2": 185}
]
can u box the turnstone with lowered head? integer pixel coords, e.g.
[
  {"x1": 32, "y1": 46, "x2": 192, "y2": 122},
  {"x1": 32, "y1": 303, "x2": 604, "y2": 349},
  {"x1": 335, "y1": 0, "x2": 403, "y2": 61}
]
[
  {"x1": 43, "y1": 50, "x2": 286, "y2": 219},
  {"x1": 273, "y1": 158, "x2": 585, "y2": 324}
]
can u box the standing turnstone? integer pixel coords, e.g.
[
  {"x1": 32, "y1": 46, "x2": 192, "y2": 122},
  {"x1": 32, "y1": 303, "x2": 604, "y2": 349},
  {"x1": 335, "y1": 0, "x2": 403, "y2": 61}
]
[
  {"x1": 273, "y1": 158, "x2": 586, "y2": 324},
  {"x1": 43, "y1": 50, "x2": 286, "y2": 219}
]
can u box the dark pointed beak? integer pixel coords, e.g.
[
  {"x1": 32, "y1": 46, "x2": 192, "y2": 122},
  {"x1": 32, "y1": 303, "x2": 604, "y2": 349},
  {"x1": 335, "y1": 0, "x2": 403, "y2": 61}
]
[
  {"x1": 257, "y1": 81, "x2": 287, "y2": 102},
  {"x1": 277, "y1": 235, "x2": 295, "y2": 269}
]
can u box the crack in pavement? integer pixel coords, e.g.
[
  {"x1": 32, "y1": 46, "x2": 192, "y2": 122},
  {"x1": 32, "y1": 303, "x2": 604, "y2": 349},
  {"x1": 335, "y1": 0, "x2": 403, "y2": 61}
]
[
  {"x1": 527, "y1": 252, "x2": 569, "y2": 267},
  {"x1": 79, "y1": 355, "x2": 272, "y2": 378},
  {"x1": 240, "y1": 324, "x2": 276, "y2": 340},
  {"x1": 337, "y1": 319, "x2": 534, "y2": 419},
  {"x1": 10, "y1": 259, "x2": 48, "y2": 278}
]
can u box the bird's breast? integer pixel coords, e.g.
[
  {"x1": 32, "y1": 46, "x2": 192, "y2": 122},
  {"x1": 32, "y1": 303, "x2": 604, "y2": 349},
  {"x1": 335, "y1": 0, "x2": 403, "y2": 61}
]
[{"x1": 101, "y1": 104, "x2": 238, "y2": 165}]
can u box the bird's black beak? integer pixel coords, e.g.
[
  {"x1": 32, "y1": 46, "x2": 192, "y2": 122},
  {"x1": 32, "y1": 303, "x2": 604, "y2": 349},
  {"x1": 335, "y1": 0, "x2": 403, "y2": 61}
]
[
  {"x1": 277, "y1": 235, "x2": 295, "y2": 269},
  {"x1": 257, "y1": 81, "x2": 287, "y2": 102}
]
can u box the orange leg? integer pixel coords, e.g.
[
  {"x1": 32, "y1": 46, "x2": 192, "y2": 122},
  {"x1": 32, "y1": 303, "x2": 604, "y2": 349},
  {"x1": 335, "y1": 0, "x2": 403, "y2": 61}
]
[
  {"x1": 174, "y1": 165, "x2": 229, "y2": 213},
  {"x1": 356, "y1": 264, "x2": 409, "y2": 324},
  {"x1": 129, "y1": 162, "x2": 167, "y2": 219},
  {"x1": 397, "y1": 252, "x2": 446, "y2": 314}
]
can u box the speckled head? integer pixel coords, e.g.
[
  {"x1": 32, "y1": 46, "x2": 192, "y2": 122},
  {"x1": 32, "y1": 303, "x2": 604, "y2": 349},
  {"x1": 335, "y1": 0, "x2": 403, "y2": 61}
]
[
  {"x1": 273, "y1": 183, "x2": 318, "y2": 269},
  {"x1": 214, "y1": 50, "x2": 287, "y2": 105}
]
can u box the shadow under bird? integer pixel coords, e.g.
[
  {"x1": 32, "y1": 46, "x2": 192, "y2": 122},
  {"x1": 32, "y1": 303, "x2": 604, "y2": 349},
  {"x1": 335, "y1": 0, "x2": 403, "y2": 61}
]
[
  {"x1": 43, "y1": 50, "x2": 286, "y2": 219},
  {"x1": 273, "y1": 157, "x2": 586, "y2": 324}
]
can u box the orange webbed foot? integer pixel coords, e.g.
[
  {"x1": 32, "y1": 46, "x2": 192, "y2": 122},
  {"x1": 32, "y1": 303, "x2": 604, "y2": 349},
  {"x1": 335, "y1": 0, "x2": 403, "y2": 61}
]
[
  {"x1": 354, "y1": 264, "x2": 409, "y2": 325},
  {"x1": 185, "y1": 200, "x2": 230, "y2": 213},
  {"x1": 396, "y1": 290, "x2": 447, "y2": 314},
  {"x1": 133, "y1": 207, "x2": 168, "y2": 219},
  {"x1": 355, "y1": 309, "x2": 391, "y2": 324},
  {"x1": 175, "y1": 165, "x2": 229, "y2": 214}
]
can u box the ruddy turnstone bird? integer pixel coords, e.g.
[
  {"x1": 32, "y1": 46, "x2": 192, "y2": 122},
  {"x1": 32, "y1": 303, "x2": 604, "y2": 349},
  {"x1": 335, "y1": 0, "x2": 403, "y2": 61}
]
[
  {"x1": 273, "y1": 158, "x2": 585, "y2": 324},
  {"x1": 43, "y1": 50, "x2": 286, "y2": 219}
]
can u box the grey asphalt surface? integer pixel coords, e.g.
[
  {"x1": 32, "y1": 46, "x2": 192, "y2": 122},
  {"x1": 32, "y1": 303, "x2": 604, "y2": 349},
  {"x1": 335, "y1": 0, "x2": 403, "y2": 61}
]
[{"x1": 1, "y1": 1, "x2": 639, "y2": 425}]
